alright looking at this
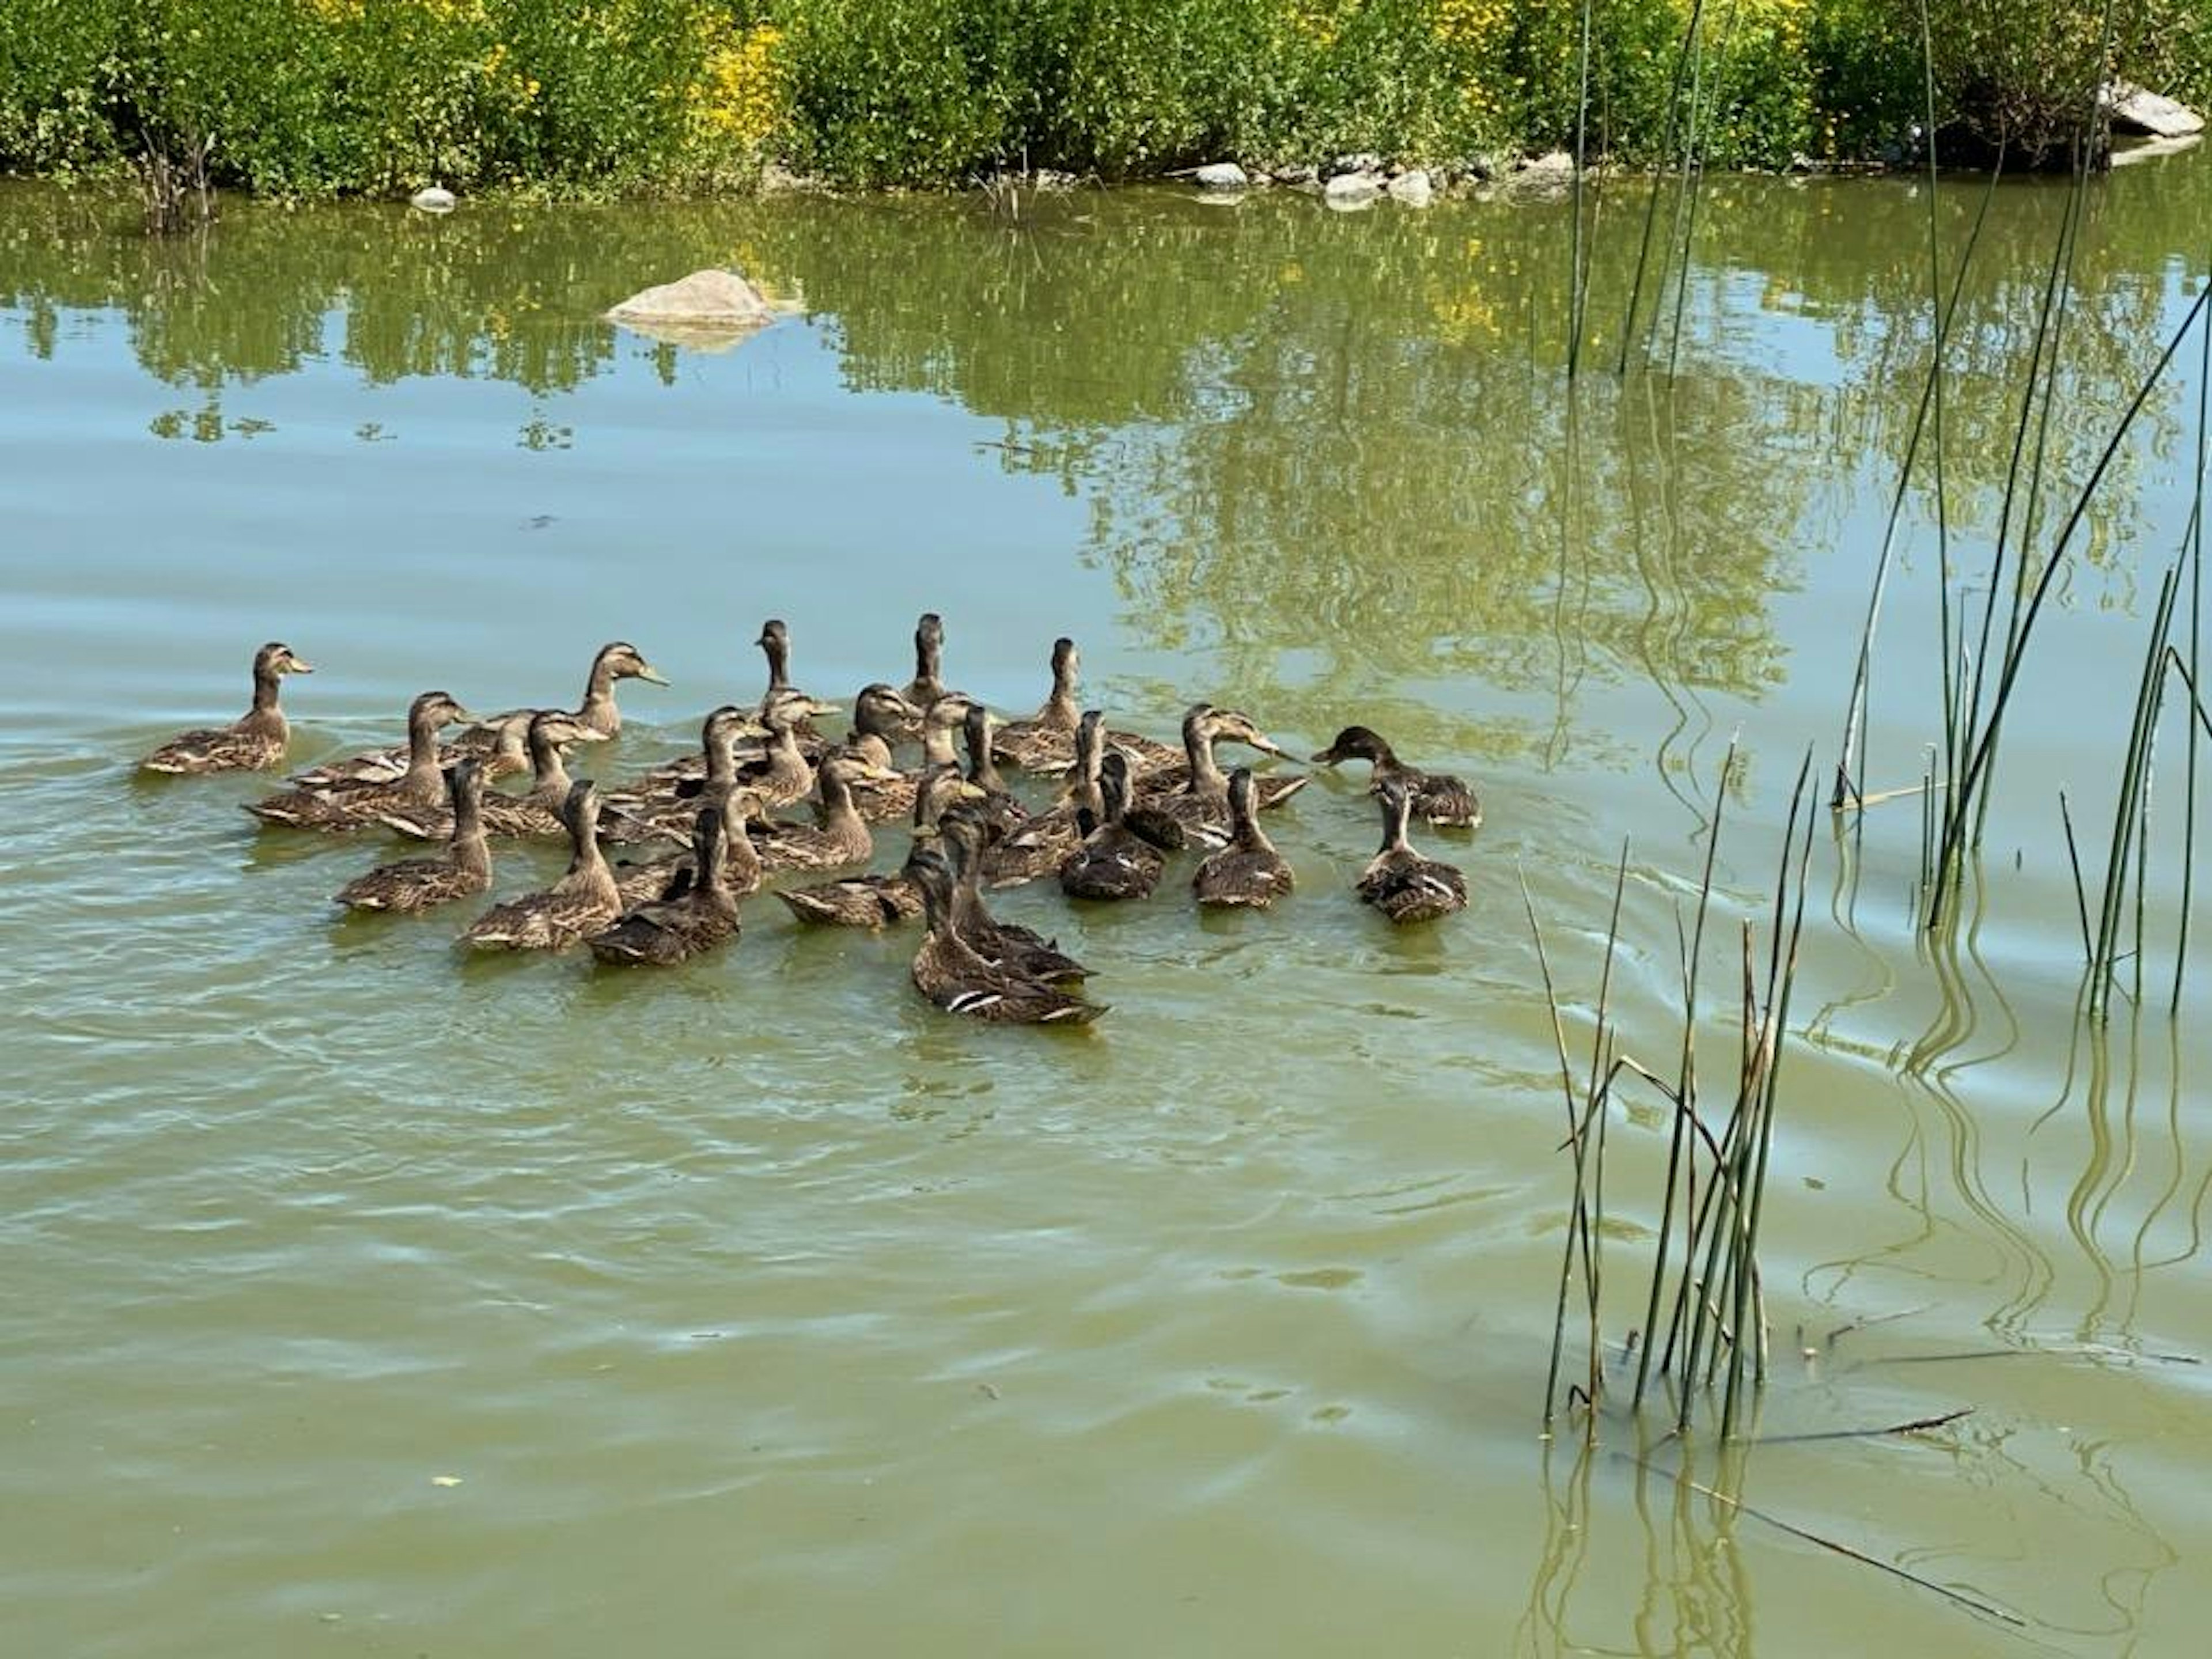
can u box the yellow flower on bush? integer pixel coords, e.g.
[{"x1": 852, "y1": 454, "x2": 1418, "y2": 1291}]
[{"x1": 694, "y1": 21, "x2": 786, "y2": 146}]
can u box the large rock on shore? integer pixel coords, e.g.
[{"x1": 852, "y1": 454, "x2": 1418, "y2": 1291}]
[
  {"x1": 605, "y1": 269, "x2": 786, "y2": 350},
  {"x1": 1194, "y1": 162, "x2": 1249, "y2": 190}
]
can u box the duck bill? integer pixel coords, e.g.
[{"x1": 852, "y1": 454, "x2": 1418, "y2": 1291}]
[
  {"x1": 637, "y1": 664, "x2": 672, "y2": 687},
  {"x1": 287, "y1": 658, "x2": 316, "y2": 675},
  {"x1": 1244, "y1": 733, "x2": 1293, "y2": 759},
  {"x1": 1309, "y1": 745, "x2": 1342, "y2": 765},
  {"x1": 804, "y1": 699, "x2": 844, "y2": 718}
]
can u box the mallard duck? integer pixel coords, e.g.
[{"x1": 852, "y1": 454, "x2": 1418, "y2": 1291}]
[
  {"x1": 334, "y1": 760, "x2": 493, "y2": 913},
  {"x1": 775, "y1": 763, "x2": 977, "y2": 928},
  {"x1": 914, "y1": 690, "x2": 978, "y2": 772},
  {"x1": 1357, "y1": 777, "x2": 1468, "y2": 923},
  {"x1": 1060, "y1": 750, "x2": 1164, "y2": 902},
  {"x1": 938, "y1": 807, "x2": 1088, "y2": 982},
  {"x1": 752, "y1": 750, "x2": 900, "y2": 873},
  {"x1": 977, "y1": 709, "x2": 1107, "y2": 887},
  {"x1": 612, "y1": 784, "x2": 767, "y2": 907},
  {"x1": 908, "y1": 844, "x2": 1106, "y2": 1025},
  {"x1": 142, "y1": 642, "x2": 314, "y2": 774},
  {"x1": 1192, "y1": 768, "x2": 1297, "y2": 908},
  {"x1": 590, "y1": 804, "x2": 743, "y2": 966},
  {"x1": 380, "y1": 710, "x2": 594, "y2": 839},
  {"x1": 842, "y1": 683, "x2": 927, "y2": 821},
  {"x1": 286, "y1": 706, "x2": 531, "y2": 791},
  {"x1": 961, "y1": 702, "x2": 1029, "y2": 837},
  {"x1": 753, "y1": 618, "x2": 831, "y2": 755},
  {"x1": 1126, "y1": 704, "x2": 1306, "y2": 850},
  {"x1": 900, "y1": 611, "x2": 948, "y2": 711},
  {"x1": 460, "y1": 641, "x2": 667, "y2": 753},
  {"x1": 1312, "y1": 724, "x2": 1480, "y2": 829},
  {"x1": 606, "y1": 703, "x2": 771, "y2": 827},
  {"x1": 461, "y1": 779, "x2": 623, "y2": 950},
  {"x1": 247, "y1": 690, "x2": 474, "y2": 830},
  {"x1": 991, "y1": 637, "x2": 1082, "y2": 772},
  {"x1": 740, "y1": 687, "x2": 842, "y2": 811}
]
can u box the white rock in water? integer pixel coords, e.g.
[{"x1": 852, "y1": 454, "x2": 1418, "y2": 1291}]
[
  {"x1": 1194, "y1": 162, "x2": 1249, "y2": 190},
  {"x1": 1388, "y1": 169, "x2": 1434, "y2": 206},
  {"x1": 2104, "y1": 81, "x2": 2205, "y2": 138},
  {"x1": 409, "y1": 186, "x2": 457, "y2": 213},
  {"x1": 1323, "y1": 172, "x2": 1382, "y2": 208},
  {"x1": 606, "y1": 269, "x2": 779, "y2": 327}
]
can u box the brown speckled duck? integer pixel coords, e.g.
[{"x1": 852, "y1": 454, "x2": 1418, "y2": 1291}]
[
  {"x1": 907, "y1": 844, "x2": 1106, "y2": 1025},
  {"x1": 991, "y1": 637, "x2": 1082, "y2": 773},
  {"x1": 1192, "y1": 768, "x2": 1296, "y2": 908},
  {"x1": 1059, "y1": 750, "x2": 1164, "y2": 902},
  {"x1": 461, "y1": 779, "x2": 623, "y2": 950},
  {"x1": 752, "y1": 750, "x2": 901, "y2": 874},
  {"x1": 977, "y1": 709, "x2": 1107, "y2": 887},
  {"x1": 612, "y1": 783, "x2": 767, "y2": 908},
  {"x1": 1312, "y1": 724, "x2": 1480, "y2": 830},
  {"x1": 1125, "y1": 704, "x2": 1305, "y2": 850},
  {"x1": 379, "y1": 710, "x2": 594, "y2": 840},
  {"x1": 775, "y1": 763, "x2": 976, "y2": 928},
  {"x1": 247, "y1": 690, "x2": 474, "y2": 830},
  {"x1": 939, "y1": 806, "x2": 1088, "y2": 983},
  {"x1": 590, "y1": 804, "x2": 744, "y2": 966},
  {"x1": 460, "y1": 641, "x2": 667, "y2": 753},
  {"x1": 1357, "y1": 777, "x2": 1468, "y2": 923},
  {"x1": 141, "y1": 642, "x2": 314, "y2": 774},
  {"x1": 333, "y1": 760, "x2": 493, "y2": 913}
]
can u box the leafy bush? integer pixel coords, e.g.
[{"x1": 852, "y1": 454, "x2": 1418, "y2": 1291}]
[{"x1": 1, "y1": 0, "x2": 2207, "y2": 195}]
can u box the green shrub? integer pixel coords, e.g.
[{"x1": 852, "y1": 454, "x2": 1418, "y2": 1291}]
[{"x1": 0, "y1": 0, "x2": 124, "y2": 174}]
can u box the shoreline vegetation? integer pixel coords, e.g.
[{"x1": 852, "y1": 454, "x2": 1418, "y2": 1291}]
[{"x1": 1, "y1": 2, "x2": 2207, "y2": 205}]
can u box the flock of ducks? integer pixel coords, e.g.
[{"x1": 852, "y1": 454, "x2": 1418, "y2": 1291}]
[{"x1": 140, "y1": 623, "x2": 1481, "y2": 1024}]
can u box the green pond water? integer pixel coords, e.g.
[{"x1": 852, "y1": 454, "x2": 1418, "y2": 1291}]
[{"x1": 4, "y1": 156, "x2": 2211, "y2": 1656}]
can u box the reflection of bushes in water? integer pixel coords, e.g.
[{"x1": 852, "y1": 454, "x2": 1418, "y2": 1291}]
[{"x1": 0, "y1": 165, "x2": 2198, "y2": 698}]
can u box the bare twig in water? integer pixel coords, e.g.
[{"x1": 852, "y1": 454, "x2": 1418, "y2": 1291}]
[
  {"x1": 1755, "y1": 1407, "x2": 1974, "y2": 1445},
  {"x1": 1615, "y1": 1453, "x2": 2028, "y2": 1627}
]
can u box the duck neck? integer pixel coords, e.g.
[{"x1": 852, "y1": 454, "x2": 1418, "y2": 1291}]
[
  {"x1": 578, "y1": 655, "x2": 622, "y2": 737},
  {"x1": 1040, "y1": 653, "x2": 1079, "y2": 732},
  {"x1": 1184, "y1": 721, "x2": 1226, "y2": 796},
  {"x1": 965, "y1": 729, "x2": 1005, "y2": 794},
  {"x1": 921, "y1": 717, "x2": 960, "y2": 770},
  {"x1": 1232, "y1": 791, "x2": 1274, "y2": 853},
  {"x1": 761, "y1": 632, "x2": 791, "y2": 696},
  {"x1": 819, "y1": 770, "x2": 869, "y2": 850},
  {"x1": 1378, "y1": 794, "x2": 1414, "y2": 857},
  {"x1": 529, "y1": 733, "x2": 572, "y2": 799},
  {"x1": 912, "y1": 631, "x2": 942, "y2": 699},
  {"x1": 849, "y1": 729, "x2": 895, "y2": 770},
  {"x1": 719, "y1": 804, "x2": 762, "y2": 890},
  {"x1": 763, "y1": 725, "x2": 810, "y2": 796},
  {"x1": 403, "y1": 708, "x2": 447, "y2": 795},
  {"x1": 450, "y1": 782, "x2": 491, "y2": 874},
  {"x1": 703, "y1": 729, "x2": 738, "y2": 787},
  {"x1": 250, "y1": 662, "x2": 284, "y2": 717},
  {"x1": 566, "y1": 804, "x2": 613, "y2": 887}
]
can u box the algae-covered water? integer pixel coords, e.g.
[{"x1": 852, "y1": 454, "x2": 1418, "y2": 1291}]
[{"x1": 4, "y1": 158, "x2": 2211, "y2": 1656}]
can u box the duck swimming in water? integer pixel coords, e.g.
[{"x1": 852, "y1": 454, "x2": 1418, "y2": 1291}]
[
  {"x1": 333, "y1": 760, "x2": 493, "y2": 914},
  {"x1": 461, "y1": 779, "x2": 623, "y2": 951},
  {"x1": 907, "y1": 844, "x2": 1105, "y2": 1025},
  {"x1": 1312, "y1": 724, "x2": 1480, "y2": 830},
  {"x1": 460, "y1": 641, "x2": 668, "y2": 752},
  {"x1": 1355, "y1": 777, "x2": 1468, "y2": 923},
  {"x1": 1192, "y1": 768, "x2": 1295, "y2": 909},
  {"x1": 590, "y1": 804, "x2": 745, "y2": 966},
  {"x1": 247, "y1": 691, "x2": 474, "y2": 830},
  {"x1": 1060, "y1": 750, "x2": 1164, "y2": 902},
  {"x1": 141, "y1": 642, "x2": 313, "y2": 774}
]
